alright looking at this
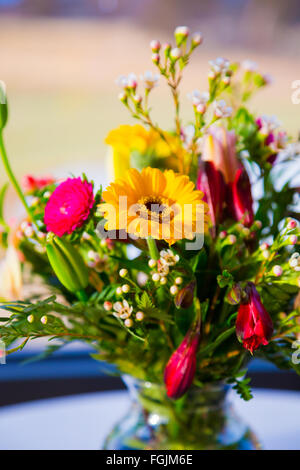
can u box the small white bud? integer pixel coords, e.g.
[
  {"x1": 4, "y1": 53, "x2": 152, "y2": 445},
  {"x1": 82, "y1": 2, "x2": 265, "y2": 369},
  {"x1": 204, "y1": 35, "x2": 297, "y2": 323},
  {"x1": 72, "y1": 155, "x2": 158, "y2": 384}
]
[
  {"x1": 82, "y1": 232, "x2": 91, "y2": 241},
  {"x1": 170, "y1": 285, "x2": 178, "y2": 295},
  {"x1": 175, "y1": 277, "x2": 183, "y2": 285},
  {"x1": 119, "y1": 268, "x2": 128, "y2": 278},
  {"x1": 192, "y1": 32, "x2": 203, "y2": 46},
  {"x1": 152, "y1": 273, "x2": 160, "y2": 282},
  {"x1": 160, "y1": 276, "x2": 167, "y2": 285},
  {"x1": 133, "y1": 94, "x2": 142, "y2": 104},
  {"x1": 262, "y1": 250, "x2": 270, "y2": 259},
  {"x1": 150, "y1": 39, "x2": 161, "y2": 52},
  {"x1": 151, "y1": 53, "x2": 160, "y2": 64},
  {"x1": 116, "y1": 287, "x2": 123, "y2": 295},
  {"x1": 103, "y1": 301, "x2": 112, "y2": 311},
  {"x1": 40, "y1": 315, "x2": 48, "y2": 325},
  {"x1": 196, "y1": 103, "x2": 206, "y2": 114},
  {"x1": 148, "y1": 259, "x2": 157, "y2": 268},
  {"x1": 136, "y1": 311, "x2": 144, "y2": 321},
  {"x1": 228, "y1": 234, "x2": 237, "y2": 245},
  {"x1": 24, "y1": 226, "x2": 34, "y2": 238},
  {"x1": 121, "y1": 284, "x2": 130, "y2": 293},
  {"x1": 27, "y1": 314, "x2": 34, "y2": 323},
  {"x1": 37, "y1": 231, "x2": 46, "y2": 240},
  {"x1": 118, "y1": 91, "x2": 127, "y2": 102},
  {"x1": 124, "y1": 318, "x2": 133, "y2": 328},
  {"x1": 170, "y1": 47, "x2": 181, "y2": 60}
]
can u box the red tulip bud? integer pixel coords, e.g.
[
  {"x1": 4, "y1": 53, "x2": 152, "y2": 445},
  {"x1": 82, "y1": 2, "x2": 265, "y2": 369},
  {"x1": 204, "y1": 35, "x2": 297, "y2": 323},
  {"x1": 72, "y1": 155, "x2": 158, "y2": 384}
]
[
  {"x1": 228, "y1": 168, "x2": 254, "y2": 227},
  {"x1": 236, "y1": 282, "x2": 273, "y2": 354},
  {"x1": 197, "y1": 161, "x2": 226, "y2": 233},
  {"x1": 175, "y1": 280, "x2": 196, "y2": 309},
  {"x1": 164, "y1": 314, "x2": 200, "y2": 399}
]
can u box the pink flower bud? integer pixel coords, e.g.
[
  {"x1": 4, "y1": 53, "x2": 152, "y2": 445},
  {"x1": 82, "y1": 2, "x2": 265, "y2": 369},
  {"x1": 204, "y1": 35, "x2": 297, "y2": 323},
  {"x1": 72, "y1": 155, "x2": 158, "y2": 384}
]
[
  {"x1": 174, "y1": 26, "x2": 190, "y2": 46},
  {"x1": 196, "y1": 103, "x2": 206, "y2": 114},
  {"x1": 150, "y1": 39, "x2": 161, "y2": 52},
  {"x1": 127, "y1": 77, "x2": 137, "y2": 90},
  {"x1": 289, "y1": 235, "x2": 298, "y2": 245},
  {"x1": 272, "y1": 265, "x2": 283, "y2": 277},
  {"x1": 192, "y1": 32, "x2": 203, "y2": 47},
  {"x1": 170, "y1": 47, "x2": 181, "y2": 61},
  {"x1": 118, "y1": 92, "x2": 127, "y2": 103},
  {"x1": 287, "y1": 220, "x2": 297, "y2": 230},
  {"x1": 260, "y1": 242, "x2": 269, "y2": 251},
  {"x1": 151, "y1": 53, "x2": 160, "y2": 65},
  {"x1": 164, "y1": 315, "x2": 200, "y2": 399}
]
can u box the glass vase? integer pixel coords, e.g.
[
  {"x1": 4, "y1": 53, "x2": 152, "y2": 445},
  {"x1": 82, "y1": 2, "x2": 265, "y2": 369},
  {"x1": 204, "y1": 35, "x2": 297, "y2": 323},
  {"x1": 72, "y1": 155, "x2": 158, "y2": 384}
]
[{"x1": 103, "y1": 375, "x2": 260, "y2": 450}]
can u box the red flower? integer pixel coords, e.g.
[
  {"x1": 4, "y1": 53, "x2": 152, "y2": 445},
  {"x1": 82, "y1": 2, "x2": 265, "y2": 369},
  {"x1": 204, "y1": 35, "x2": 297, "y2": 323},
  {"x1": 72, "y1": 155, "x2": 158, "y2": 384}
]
[
  {"x1": 164, "y1": 315, "x2": 200, "y2": 399},
  {"x1": 236, "y1": 282, "x2": 273, "y2": 354},
  {"x1": 198, "y1": 128, "x2": 254, "y2": 228},
  {"x1": 228, "y1": 168, "x2": 254, "y2": 227},
  {"x1": 197, "y1": 161, "x2": 226, "y2": 232},
  {"x1": 23, "y1": 175, "x2": 54, "y2": 193},
  {"x1": 44, "y1": 177, "x2": 95, "y2": 237}
]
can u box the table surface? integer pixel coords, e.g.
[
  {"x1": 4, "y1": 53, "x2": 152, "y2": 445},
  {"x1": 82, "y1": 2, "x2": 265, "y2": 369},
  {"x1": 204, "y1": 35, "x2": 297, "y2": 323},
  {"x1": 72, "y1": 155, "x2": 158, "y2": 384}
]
[{"x1": 0, "y1": 389, "x2": 299, "y2": 450}]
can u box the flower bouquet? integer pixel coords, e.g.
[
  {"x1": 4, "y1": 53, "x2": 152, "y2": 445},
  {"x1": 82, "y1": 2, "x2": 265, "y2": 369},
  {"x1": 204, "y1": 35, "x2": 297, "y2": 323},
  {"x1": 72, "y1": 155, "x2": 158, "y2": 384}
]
[{"x1": 0, "y1": 26, "x2": 299, "y2": 450}]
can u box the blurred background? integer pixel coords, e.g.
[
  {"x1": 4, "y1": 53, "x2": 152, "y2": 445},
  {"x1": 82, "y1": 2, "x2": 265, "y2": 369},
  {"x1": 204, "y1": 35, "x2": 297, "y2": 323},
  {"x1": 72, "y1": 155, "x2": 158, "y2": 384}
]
[
  {"x1": 0, "y1": 0, "x2": 300, "y2": 426},
  {"x1": 0, "y1": 0, "x2": 300, "y2": 189}
]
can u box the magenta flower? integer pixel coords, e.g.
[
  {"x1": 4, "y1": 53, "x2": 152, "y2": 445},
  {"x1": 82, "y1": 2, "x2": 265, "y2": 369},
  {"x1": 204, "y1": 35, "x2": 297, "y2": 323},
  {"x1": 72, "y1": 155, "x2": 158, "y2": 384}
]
[{"x1": 44, "y1": 177, "x2": 95, "y2": 237}]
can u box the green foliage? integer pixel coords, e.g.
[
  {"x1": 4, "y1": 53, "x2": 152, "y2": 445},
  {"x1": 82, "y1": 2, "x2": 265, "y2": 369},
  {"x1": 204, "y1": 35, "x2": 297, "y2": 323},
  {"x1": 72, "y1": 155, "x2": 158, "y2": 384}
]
[
  {"x1": 0, "y1": 29, "x2": 299, "y2": 407},
  {"x1": 231, "y1": 377, "x2": 253, "y2": 401},
  {"x1": 217, "y1": 270, "x2": 234, "y2": 288}
]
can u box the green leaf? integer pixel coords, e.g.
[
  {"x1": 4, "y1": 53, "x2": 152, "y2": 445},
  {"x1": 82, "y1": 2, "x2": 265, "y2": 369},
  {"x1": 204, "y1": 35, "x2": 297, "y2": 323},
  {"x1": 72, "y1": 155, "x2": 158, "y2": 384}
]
[
  {"x1": 199, "y1": 327, "x2": 236, "y2": 357},
  {"x1": 217, "y1": 270, "x2": 234, "y2": 288},
  {"x1": 232, "y1": 377, "x2": 253, "y2": 401}
]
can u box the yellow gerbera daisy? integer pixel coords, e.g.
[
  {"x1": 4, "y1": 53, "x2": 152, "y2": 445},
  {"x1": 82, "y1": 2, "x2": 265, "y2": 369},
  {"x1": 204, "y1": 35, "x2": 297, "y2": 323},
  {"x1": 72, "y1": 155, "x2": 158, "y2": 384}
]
[
  {"x1": 99, "y1": 167, "x2": 210, "y2": 245},
  {"x1": 105, "y1": 125, "x2": 188, "y2": 178}
]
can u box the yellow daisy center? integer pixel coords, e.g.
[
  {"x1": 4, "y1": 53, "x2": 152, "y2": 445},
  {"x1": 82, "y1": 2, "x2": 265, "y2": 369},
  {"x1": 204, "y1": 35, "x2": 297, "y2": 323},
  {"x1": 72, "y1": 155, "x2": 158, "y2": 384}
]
[{"x1": 138, "y1": 195, "x2": 173, "y2": 224}]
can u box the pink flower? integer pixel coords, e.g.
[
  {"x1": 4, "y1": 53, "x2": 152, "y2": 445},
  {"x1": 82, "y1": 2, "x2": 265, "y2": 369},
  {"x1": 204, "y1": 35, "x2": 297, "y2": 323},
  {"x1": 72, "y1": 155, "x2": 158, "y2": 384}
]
[
  {"x1": 22, "y1": 175, "x2": 54, "y2": 193},
  {"x1": 44, "y1": 177, "x2": 95, "y2": 237}
]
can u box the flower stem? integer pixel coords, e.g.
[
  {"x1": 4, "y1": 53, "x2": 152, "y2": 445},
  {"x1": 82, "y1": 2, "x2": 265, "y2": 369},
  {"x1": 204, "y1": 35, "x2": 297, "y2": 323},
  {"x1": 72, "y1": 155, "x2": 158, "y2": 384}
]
[
  {"x1": 0, "y1": 132, "x2": 39, "y2": 230},
  {"x1": 147, "y1": 237, "x2": 159, "y2": 260},
  {"x1": 76, "y1": 289, "x2": 88, "y2": 303}
]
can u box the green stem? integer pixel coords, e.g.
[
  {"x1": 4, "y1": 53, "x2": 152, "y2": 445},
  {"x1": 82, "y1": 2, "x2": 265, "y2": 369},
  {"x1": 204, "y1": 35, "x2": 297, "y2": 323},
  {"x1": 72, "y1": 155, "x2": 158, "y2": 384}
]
[
  {"x1": 76, "y1": 289, "x2": 88, "y2": 303},
  {"x1": 147, "y1": 237, "x2": 159, "y2": 261},
  {"x1": 0, "y1": 132, "x2": 39, "y2": 230}
]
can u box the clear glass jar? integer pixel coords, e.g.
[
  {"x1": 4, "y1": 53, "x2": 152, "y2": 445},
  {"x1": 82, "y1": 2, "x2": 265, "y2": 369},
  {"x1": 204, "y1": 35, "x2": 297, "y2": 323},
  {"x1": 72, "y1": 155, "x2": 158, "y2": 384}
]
[{"x1": 103, "y1": 375, "x2": 260, "y2": 450}]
